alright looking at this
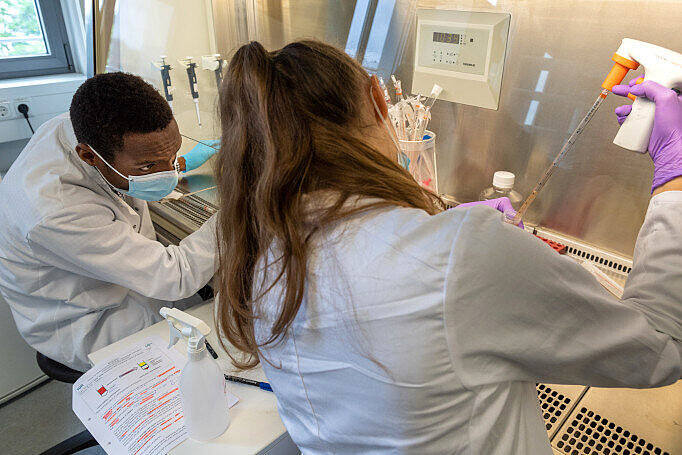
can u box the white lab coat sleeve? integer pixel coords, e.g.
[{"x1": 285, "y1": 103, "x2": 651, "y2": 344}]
[
  {"x1": 442, "y1": 194, "x2": 682, "y2": 390},
  {"x1": 621, "y1": 191, "x2": 682, "y2": 337},
  {"x1": 26, "y1": 203, "x2": 218, "y2": 301}
]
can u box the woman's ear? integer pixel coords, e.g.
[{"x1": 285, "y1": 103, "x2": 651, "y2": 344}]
[{"x1": 370, "y1": 75, "x2": 388, "y2": 124}]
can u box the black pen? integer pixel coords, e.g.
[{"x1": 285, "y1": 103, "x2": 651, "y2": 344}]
[
  {"x1": 205, "y1": 342, "x2": 272, "y2": 392},
  {"x1": 224, "y1": 374, "x2": 273, "y2": 392},
  {"x1": 205, "y1": 341, "x2": 218, "y2": 359}
]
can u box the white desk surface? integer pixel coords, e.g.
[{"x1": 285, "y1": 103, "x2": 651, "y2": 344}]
[{"x1": 88, "y1": 301, "x2": 298, "y2": 455}]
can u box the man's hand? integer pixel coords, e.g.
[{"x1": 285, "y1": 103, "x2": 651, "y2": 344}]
[{"x1": 180, "y1": 140, "x2": 220, "y2": 173}]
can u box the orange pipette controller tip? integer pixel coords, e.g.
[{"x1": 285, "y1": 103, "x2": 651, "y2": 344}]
[{"x1": 601, "y1": 53, "x2": 640, "y2": 91}]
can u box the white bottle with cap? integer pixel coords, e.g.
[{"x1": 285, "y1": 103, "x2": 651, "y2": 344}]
[
  {"x1": 160, "y1": 307, "x2": 230, "y2": 441},
  {"x1": 480, "y1": 171, "x2": 523, "y2": 210}
]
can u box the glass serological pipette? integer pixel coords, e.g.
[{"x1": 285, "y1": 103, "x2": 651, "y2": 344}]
[{"x1": 508, "y1": 89, "x2": 610, "y2": 225}]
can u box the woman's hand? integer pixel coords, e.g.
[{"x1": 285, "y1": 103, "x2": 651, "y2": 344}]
[
  {"x1": 454, "y1": 197, "x2": 523, "y2": 228},
  {"x1": 612, "y1": 78, "x2": 682, "y2": 192}
]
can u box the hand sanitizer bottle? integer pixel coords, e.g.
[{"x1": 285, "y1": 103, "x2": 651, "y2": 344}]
[
  {"x1": 160, "y1": 307, "x2": 230, "y2": 441},
  {"x1": 480, "y1": 171, "x2": 523, "y2": 210}
]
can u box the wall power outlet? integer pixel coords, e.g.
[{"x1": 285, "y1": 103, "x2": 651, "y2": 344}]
[{"x1": 0, "y1": 102, "x2": 13, "y2": 120}]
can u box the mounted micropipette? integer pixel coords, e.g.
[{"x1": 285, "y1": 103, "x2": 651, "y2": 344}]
[
  {"x1": 202, "y1": 54, "x2": 226, "y2": 88},
  {"x1": 178, "y1": 57, "x2": 202, "y2": 126},
  {"x1": 152, "y1": 56, "x2": 174, "y2": 113}
]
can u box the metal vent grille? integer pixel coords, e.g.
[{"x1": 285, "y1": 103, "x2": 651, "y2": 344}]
[
  {"x1": 555, "y1": 406, "x2": 671, "y2": 455},
  {"x1": 438, "y1": 203, "x2": 633, "y2": 277},
  {"x1": 564, "y1": 245, "x2": 632, "y2": 274},
  {"x1": 153, "y1": 193, "x2": 217, "y2": 230},
  {"x1": 162, "y1": 194, "x2": 216, "y2": 224},
  {"x1": 537, "y1": 384, "x2": 571, "y2": 432},
  {"x1": 531, "y1": 227, "x2": 633, "y2": 276}
]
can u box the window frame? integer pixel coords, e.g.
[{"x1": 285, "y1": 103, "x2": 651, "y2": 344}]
[{"x1": 0, "y1": 0, "x2": 74, "y2": 80}]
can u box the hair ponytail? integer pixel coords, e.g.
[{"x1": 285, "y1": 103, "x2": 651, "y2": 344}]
[{"x1": 215, "y1": 40, "x2": 441, "y2": 369}]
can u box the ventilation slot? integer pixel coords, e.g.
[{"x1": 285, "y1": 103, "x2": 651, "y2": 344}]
[
  {"x1": 160, "y1": 193, "x2": 216, "y2": 226},
  {"x1": 555, "y1": 407, "x2": 671, "y2": 455},
  {"x1": 564, "y1": 246, "x2": 632, "y2": 274},
  {"x1": 536, "y1": 384, "x2": 571, "y2": 432}
]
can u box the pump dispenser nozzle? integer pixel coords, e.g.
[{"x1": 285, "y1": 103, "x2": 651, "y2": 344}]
[{"x1": 160, "y1": 307, "x2": 211, "y2": 352}]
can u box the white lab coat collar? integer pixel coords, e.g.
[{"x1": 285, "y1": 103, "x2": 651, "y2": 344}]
[{"x1": 57, "y1": 115, "x2": 136, "y2": 205}]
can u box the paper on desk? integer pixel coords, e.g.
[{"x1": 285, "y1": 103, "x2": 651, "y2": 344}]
[{"x1": 73, "y1": 336, "x2": 239, "y2": 455}]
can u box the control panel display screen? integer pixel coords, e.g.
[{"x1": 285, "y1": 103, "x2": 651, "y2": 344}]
[
  {"x1": 417, "y1": 23, "x2": 489, "y2": 76},
  {"x1": 433, "y1": 32, "x2": 461, "y2": 44}
]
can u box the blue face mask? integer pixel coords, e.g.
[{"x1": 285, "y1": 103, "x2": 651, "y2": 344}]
[{"x1": 89, "y1": 146, "x2": 179, "y2": 201}]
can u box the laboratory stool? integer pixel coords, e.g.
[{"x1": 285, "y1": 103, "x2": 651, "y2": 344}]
[{"x1": 35, "y1": 352, "x2": 99, "y2": 455}]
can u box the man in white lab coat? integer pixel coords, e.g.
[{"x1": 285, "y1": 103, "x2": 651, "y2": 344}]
[{"x1": 0, "y1": 73, "x2": 218, "y2": 372}]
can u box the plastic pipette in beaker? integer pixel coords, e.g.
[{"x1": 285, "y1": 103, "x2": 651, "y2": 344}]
[
  {"x1": 507, "y1": 89, "x2": 610, "y2": 226},
  {"x1": 379, "y1": 77, "x2": 392, "y2": 105},
  {"x1": 391, "y1": 75, "x2": 405, "y2": 102},
  {"x1": 424, "y1": 84, "x2": 443, "y2": 111}
]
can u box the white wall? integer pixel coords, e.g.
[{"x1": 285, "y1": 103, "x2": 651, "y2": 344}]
[{"x1": 0, "y1": 74, "x2": 85, "y2": 144}]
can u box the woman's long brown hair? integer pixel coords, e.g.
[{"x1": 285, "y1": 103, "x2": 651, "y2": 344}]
[{"x1": 215, "y1": 40, "x2": 441, "y2": 369}]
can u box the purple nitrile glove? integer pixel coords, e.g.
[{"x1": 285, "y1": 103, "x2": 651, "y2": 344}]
[
  {"x1": 612, "y1": 78, "x2": 682, "y2": 192},
  {"x1": 454, "y1": 197, "x2": 524, "y2": 229},
  {"x1": 613, "y1": 76, "x2": 641, "y2": 125}
]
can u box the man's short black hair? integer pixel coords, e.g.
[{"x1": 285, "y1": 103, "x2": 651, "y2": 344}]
[{"x1": 69, "y1": 72, "x2": 174, "y2": 160}]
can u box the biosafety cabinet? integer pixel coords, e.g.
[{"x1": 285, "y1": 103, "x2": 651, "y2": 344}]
[{"x1": 88, "y1": 1, "x2": 681, "y2": 453}]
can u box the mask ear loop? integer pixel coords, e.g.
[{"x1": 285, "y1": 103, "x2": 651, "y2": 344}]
[
  {"x1": 370, "y1": 93, "x2": 402, "y2": 160},
  {"x1": 88, "y1": 145, "x2": 131, "y2": 181}
]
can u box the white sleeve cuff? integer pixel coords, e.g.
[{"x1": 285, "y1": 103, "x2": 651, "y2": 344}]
[{"x1": 650, "y1": 190, "x2": 682, "y2": 204}]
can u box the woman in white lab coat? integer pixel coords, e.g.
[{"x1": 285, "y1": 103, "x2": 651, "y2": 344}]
[{"x1": 212, "y1": 41, "x2": 681, "y2": 454}]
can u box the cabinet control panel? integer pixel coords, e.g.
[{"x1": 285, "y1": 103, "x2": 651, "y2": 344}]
[
  {"x1": 413, "y1": 10, "x2": 510, "y2": 110},
  {"x1": 420, "y1": 26, "x2": 489, "y2": 76}
]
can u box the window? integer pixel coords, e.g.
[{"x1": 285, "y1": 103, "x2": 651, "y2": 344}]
[
  {"x1": 361, "y1": 0, "x2": 396, "y2": 70},
  {"x1": 0, "y1": 0, "x2": 73, "y2": 79},
  {"x1": 344, "y1": 0, "x2": 414, "y2": 75}
]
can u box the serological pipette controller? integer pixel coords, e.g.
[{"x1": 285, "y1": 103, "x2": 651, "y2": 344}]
[
  {"x1": 509, "y1": 39, "x2": 682, "y2": 225},
  {"x1": 160, "y1": 307, "x2": 230, "y2": 441},
  {"x1": 602, "y1": 39, "x2": 682, "y2": 153}
]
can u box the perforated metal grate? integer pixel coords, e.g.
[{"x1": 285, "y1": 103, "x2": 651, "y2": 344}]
[
  {"x1": 536, "y1": 384, "x2": 572, "y2": 433},
  {"x1": 564, "y1": 245, "x2": 632, "y2": 274},
  {"x1": 554, "y1": 407, "x2": 672, "y2": 455},
  {"x1": 150, "y1": 191, "x2": 217, "y2": 235},
  {"x1": 531, "y1": 227, "x2": 633, "y2": 276}
]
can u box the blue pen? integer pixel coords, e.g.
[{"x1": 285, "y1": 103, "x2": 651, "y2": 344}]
[{"x1": 224, "y1": 374, "x2": 273, "y2": 392}]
